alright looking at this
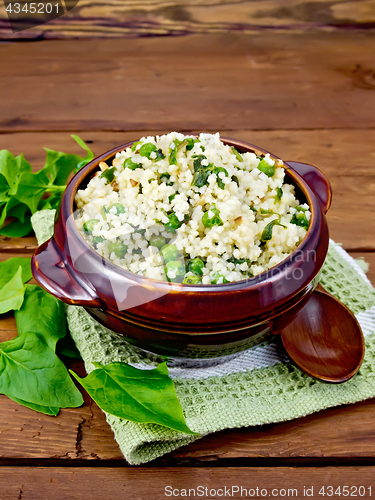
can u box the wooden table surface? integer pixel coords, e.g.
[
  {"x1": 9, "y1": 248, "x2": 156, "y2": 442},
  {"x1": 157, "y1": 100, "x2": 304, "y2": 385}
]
[{"x1": 1, "y1": 1, "x2": 375, "y2": 498}]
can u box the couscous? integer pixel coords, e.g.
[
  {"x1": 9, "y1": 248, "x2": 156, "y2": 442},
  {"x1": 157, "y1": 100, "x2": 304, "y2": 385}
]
[{"x1": 74, "y1": 133, "x2": 310, "y2": 284}]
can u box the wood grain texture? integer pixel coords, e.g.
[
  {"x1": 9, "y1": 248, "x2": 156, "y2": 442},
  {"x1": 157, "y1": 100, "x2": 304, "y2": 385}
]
[
  {"x1": 1, "y1": 128, "x2": 374, "y2": 249},
  {"x1": 1, "y1": 33, "x2": 375, "y2": 132},
  {"x1": 0, "y1": 466, "x2": 374, "y2": 499},
  {"x1": 1, "y1": 0, "x2": 375, "y2": 40},
  {"x1": 0, "y1": 251, "x2": 373, "y2": 463}
]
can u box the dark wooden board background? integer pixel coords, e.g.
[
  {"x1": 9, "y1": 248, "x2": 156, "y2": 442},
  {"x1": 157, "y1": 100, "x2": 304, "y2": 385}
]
[{"x1": 1, "y1": 0, "x2": 375, "y2": 39}]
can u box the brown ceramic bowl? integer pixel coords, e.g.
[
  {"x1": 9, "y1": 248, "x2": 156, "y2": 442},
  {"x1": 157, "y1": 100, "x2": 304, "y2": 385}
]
[{"x1": 32, "y1": 137, "x2": 331, "y2": 364}]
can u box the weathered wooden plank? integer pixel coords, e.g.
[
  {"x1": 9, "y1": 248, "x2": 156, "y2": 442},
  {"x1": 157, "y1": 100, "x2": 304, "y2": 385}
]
[
  {"x1": 0, "y1": 466, "x2": 374, "y2": 499},
  {"x1": 1, "y1": 128, "x2": 374, "y2": 249},
  {"x1": 0, "y1": 33, "x2": 375, "y2": 132},
  {"x1": 3, "y1": 129, "x2": 375, "y2": 176},
  {"x1": 0, "y1": 252, "x2": 373, "y2": 463},
  {"x1": 0, "y1": 0, "x2": 374, "y2": 40},
  {"x1": 1, "y1": 385, "x2": 375, "y2": 462}
]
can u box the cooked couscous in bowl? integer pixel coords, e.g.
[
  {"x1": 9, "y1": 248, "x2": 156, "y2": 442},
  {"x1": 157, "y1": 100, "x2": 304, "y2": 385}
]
[{"x1": 74, "y1": 132, "x2": 311, "y2": 285}]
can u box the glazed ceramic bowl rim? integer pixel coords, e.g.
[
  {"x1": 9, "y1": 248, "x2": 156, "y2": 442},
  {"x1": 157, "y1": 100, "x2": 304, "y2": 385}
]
[{"x1": 67, "y1": 136, "x2": 318, "y2": 292}]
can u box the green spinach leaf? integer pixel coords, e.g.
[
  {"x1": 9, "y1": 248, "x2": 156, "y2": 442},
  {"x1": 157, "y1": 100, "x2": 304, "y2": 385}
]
[
  {"x1": 70, "y1": 361, "x2": 197, "y2": 435},
  {"x1": 0, "y1": 151, "x2": 24, "y2": 194},
  {"x1": 57, "y1": 333, "x2": 82, "y2": 359},
  {"x1": 71, "y1": 135, "x2": 94, "y2": 174},
  {"x1": 0, "y1": 267, "x2": 26, "y2": 314},
  {"x1": 0, "y1": 257, "x2": 32, "y2": 289},
  {"x1": 0, "y1": 173, "x2": 10, "y2": 203},
  {"x1": 0, "y1": 135, "x2": 93, "y2": 234},
  {"x1": 0, "y1": 219, "x2": 33, "y2": 237},
  {"x1": 7, "y1": 395, "x2": 59, "y2": 416},
  {"x1": 14, "y1": 169, "x2": 62, "y2": 214},
  {"x1": 15, "y1": 285, "x2": 67, "y2": 351},
  {"x1": 0, "y1": 332, "x2": 83, "y2": 408}
]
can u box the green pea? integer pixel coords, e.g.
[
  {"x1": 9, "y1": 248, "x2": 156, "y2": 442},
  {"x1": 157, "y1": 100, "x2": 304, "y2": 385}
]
[
  {"x1": 165, "y1": 260, "x2": 186, "y2": 283},
  {"x1": 182, "y1": 274, "x2": 202, "y2": 284},
  {"x1": 83, "y1": 219, "x2": 99, "y2": 234},
  {"x1": 188, "y1": 257, "x2": 205, "y2": 276},
  {"x1": 149, "y1": 234, "x2": 166, "y2": 250},
  {"x1": 160, "y1": 244, "x2": 179, "y2": 263},
  {"x1": 202, "y1": 207, "x2": 223, "y2": 228},
  {"x1": 107, "y1": 203, "x2": 126, "y2": 215},
  {"x1": 164, "y1": 212, "x2": 185, "y2": 233},
  {"x1": 211, "y1": 272, "x2": 230, "y2": 284},
  {"x1": 109, "y1": 240, "x2": 128, "y2": 259}
]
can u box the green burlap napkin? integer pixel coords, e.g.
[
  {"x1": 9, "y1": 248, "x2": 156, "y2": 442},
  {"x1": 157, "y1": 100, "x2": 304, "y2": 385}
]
[{"x1": 31, "y1": 210, "x2": 375, "y2": 465}]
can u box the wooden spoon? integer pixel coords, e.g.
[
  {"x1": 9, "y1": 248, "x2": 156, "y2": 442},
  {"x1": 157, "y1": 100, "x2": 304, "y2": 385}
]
[{"x1": 280, "y1": 286, "x2": 365, "y2": 383}]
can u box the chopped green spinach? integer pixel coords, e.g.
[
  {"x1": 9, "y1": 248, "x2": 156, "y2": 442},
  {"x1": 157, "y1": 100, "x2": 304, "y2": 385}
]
[
  {"x1": 139, "y1": 143, "x2": 165, "y2": 161},
  {"x1": 202, "y1": 206, "x2": 223, "y2": 228},
  {"x1": 100, "y1": 167, "x2": 116, "y2": 183},
  {"x1": 213, "y1": 167, "x2": 228, "y2": 189},
  {"x1": 261, "y1": 216, "x2": 287, "y2": 242},
  {"x1": 290, "y1": 208, "x2": 310, "y2": 230},
  {"x1": 275, "y1": 187, "x2": 283, "y2": 203},
  {"x1": 231, "y1": 146, "x2": 243, "y2": 162},
  {"x1": 124, "y1": 158, "x2": 143, "y2": 171},
  {"x1": 257, "y1": 159, "x2": 276, "y2": 177}
]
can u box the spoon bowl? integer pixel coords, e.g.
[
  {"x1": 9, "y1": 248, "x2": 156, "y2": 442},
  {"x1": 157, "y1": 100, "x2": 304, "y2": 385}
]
[{"x1": 280, "y1": 287, "x2": 365, "y2": 383}]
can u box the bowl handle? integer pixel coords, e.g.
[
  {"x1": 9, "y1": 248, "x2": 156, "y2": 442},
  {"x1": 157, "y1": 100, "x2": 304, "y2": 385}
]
[
  {"x1": 32, "y1": 238, "x2": 102, "y2": 308},
  {"x1": 285, "y1": 161, "x2": 332, "y2": 214}
]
